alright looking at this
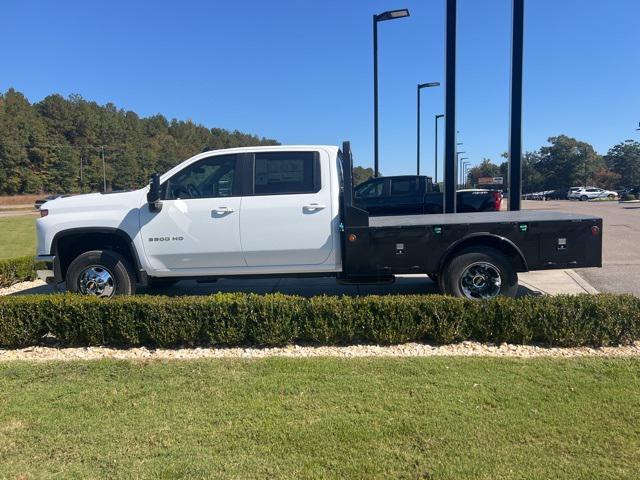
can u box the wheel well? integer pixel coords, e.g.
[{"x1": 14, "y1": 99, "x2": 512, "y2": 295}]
[
  {"x1": 55, "y1": 231, "x2": 139, "y2": 281},
  {"x1": 439, "y1": 235, "x2": 528, "y2": 273}
]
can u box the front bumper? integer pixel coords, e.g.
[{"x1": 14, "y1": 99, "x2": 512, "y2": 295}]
[{"x1": 35, "y1": 255, "x2": 59, "y2": 284}]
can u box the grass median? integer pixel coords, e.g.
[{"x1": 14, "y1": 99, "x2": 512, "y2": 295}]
[
  {"x1": 0, "y1": 214, "x2": 36, "y2": 260},
  {"x1": 0, "y1": 357, "x2": 638, "y2": 479}
]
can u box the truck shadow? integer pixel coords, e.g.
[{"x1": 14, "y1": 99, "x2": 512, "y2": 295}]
[
  {"x1": 138, "y1": 276, "x2": 542, "y2": 298},
  {"x1": 8, "y1": 276, "x2": 541, "y2": 297}
]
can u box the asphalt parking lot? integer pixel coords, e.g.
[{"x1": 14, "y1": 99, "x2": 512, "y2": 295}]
[{"x1": 523, "y1": 199, "x2": 640, "y2": 296}]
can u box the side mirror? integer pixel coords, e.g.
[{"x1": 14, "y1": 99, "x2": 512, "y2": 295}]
[{"x1": 147, "y1": 173, "x2": 163, "y2": 212}]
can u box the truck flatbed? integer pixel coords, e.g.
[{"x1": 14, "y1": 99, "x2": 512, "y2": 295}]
[
  {"x1": 337, "y1": 140, "x2": 602, "y2": 291},
  {"x1": 369, "y1": 210, "x2": 599, "y2": 228}
]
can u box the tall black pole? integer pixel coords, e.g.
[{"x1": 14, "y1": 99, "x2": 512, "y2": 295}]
[
  {"x1": 508, "y1": 0, "x2": 524, "y2": 210},
  {"x1": 373, "y1": 15, "x2": 379, "y2": 178},
  {"x1": 444, "y1": 0, "x2": 457, "y2": 212},
  {"x1": 434, "y1": 114, "x2": 443, "y2": 184},
  {"x1": 416, "y1": 86, "x2": 421, "y2": 175}
]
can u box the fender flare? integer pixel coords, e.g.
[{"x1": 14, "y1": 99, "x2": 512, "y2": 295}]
[
  {"x1": 437, "y1": 232, "x2": 529, "y2": 273},
  {"x1": 51, "y1": 227, "x2": 144, "y2": 281}
]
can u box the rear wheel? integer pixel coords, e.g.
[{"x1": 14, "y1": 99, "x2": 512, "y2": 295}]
[
  {"x1": 66, "y1": 250, "x2": 136, "y2": 297},
  {"x1": 441, "y1": 247, "x2": 518, "y2": 299},
  {"x1": 580, "y1": 195, "x2": 588, "y2": 201}
]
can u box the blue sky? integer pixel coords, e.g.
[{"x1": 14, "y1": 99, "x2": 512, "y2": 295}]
[{"x1": 1, "y1": 0, "x2": 638, "y2": 176}]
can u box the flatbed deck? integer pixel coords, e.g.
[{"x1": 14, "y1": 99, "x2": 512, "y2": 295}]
[{"x1": 369, "y1": 210, "x2": 599, "y2": 228}]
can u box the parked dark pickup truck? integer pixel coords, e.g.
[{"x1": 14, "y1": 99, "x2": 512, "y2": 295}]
[{"x1": 354, "y1": 175, "x2": 502, "y2": 216}]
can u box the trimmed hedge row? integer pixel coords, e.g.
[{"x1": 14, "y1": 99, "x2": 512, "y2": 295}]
[
  {"x1": 1, "y1": 293, "x2": 639, "y2": 348},
  {"x1": 0, "y1": 256, "x2": 41, "y2": 288}
]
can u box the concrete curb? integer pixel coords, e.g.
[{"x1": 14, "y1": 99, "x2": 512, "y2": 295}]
[{"x1": 566, "y1": 269, "x2": 599, "y2": 294}]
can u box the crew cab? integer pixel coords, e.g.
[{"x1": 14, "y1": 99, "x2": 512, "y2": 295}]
[
  {"x1": 36, "y1": 142, "x2": 603, "y2": 299},
  {"x1": 354, "y1": 175, "x2": 502, "y2": 216}
]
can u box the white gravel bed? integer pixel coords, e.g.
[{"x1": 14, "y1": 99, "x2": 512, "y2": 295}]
[
  {"x1": 1, "y1": 341, "x2": 639, "y2": 361},
  {"x1": 0, "y1": 279, "x2": 46, "y2": 295}
]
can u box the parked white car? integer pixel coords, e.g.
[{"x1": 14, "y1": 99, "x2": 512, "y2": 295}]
[
  {"x1": 568, "y1": 187, "x2": 618, "y2": 201},
  {"x1": 566, "y1": 187, "x2": 582, "y2": 199}
]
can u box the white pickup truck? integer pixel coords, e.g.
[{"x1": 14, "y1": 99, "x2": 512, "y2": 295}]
[{"x1": 36, "y1": 142, "x2": 603, "y2": 299}]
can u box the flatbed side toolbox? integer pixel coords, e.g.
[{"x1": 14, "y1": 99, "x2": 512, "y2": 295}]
[
  {"x1": 364, "y1": 210, "x2": 602, "y2": 273},
  {"x1": 536, "y1": 217, "x2": 602, "y2": 269}
]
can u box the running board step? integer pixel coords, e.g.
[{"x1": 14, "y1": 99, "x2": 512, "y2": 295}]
[{"x1": 336, "y1": 275, "x2": 395, "y2": 285}]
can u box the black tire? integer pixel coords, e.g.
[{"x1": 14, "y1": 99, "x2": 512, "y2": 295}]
[
  {"x1": 580, "y1": 195, "x2": 588, "y2": 202},
  {"x1": 441, "y1": 247, "x2": 518, "y2": 299},
  {"x1": 66, "y1": 250, "x2": 136, "y2": 297},
  {"x1": 427, "y1": 273, "x2": 442, "y2": 293},
  {"x1": 148, "y1": 278, "x2": 179, "y2": 289}
]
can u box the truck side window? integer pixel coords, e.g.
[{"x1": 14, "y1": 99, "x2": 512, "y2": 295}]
[
  {"x1": 253, "y1": 152, "x2": 319, "y2": 195},
  {"x1": 390, "y1": 178, "x2": 417, "y2": 196},
  {"x1": 164, "y1": 154, "x2": 238, "y2": 200},
  {"x1": 355, "y1": 179, "x2": 383, "y2": 198}
]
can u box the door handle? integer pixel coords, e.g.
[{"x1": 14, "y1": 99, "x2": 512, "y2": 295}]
[
  {"x1": 212, "y1": 206, "x2": 234, "y2": 214},
  {"x1": 303, "y1": 203, "x2": 326, "y2": 211}
]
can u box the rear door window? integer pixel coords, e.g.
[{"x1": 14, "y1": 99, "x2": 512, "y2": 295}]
[
  {"x1": 253, "y1": 152, "x2": 319, "y2": 195},
  {"x1": 390, "y1": 178, "x2": 418, "y2": 196}
]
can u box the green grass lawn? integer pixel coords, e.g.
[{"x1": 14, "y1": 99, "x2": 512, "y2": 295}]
[
  {"x1": 1, "y1": 357, "x2": 639, "y2": 479},
  {"x1": 0, "y1": 215, "x2": 36, "y2": 259}
]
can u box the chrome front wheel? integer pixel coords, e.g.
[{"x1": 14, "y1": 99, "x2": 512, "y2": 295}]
[{"x1": 78, "y1": 265, "x2": 116, "y2": 297}]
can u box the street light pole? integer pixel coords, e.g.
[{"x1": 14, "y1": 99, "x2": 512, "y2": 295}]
[
  {"x1": 460, "y1": 158, "x2": 469, "y2": 187},
  {"x1": 373, "y1": 8, "x2": 410, "y2": 178},
  {"x1": 462, "y1": 161, "x2": 470, "y2": 187},
  {"x1": 456, "y1": 151, "x2": 466, "y2": 187},
  {"x1": 434, "y1": 114, "x2": 444, "y2": 184},
  {"x1": 416, "y1": 82, "x2": 440, "y2": 175}
]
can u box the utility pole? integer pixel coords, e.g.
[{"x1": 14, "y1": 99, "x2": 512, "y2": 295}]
[
  {"x1": 101, "y1": 146, "x2": 107, "y2": 192},
  {"x1": 79, "y1": 154, "x2": 84, "y2": 192}
]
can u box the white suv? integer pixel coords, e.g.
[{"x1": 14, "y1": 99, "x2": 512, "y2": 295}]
[{"x1": 568, "y1": 187, "x2": 617, "y2": 201}]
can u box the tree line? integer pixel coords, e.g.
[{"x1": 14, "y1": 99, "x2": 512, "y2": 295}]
[
  {"x1": 0, "y1": 89, "x2": 279, "y2": 195},
  {"x1": 2, "y1": 89, "x2": 637, "y2": 196},
  {"x1": 467, "y1": 135, "x2": 640, "y2": 192}
]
